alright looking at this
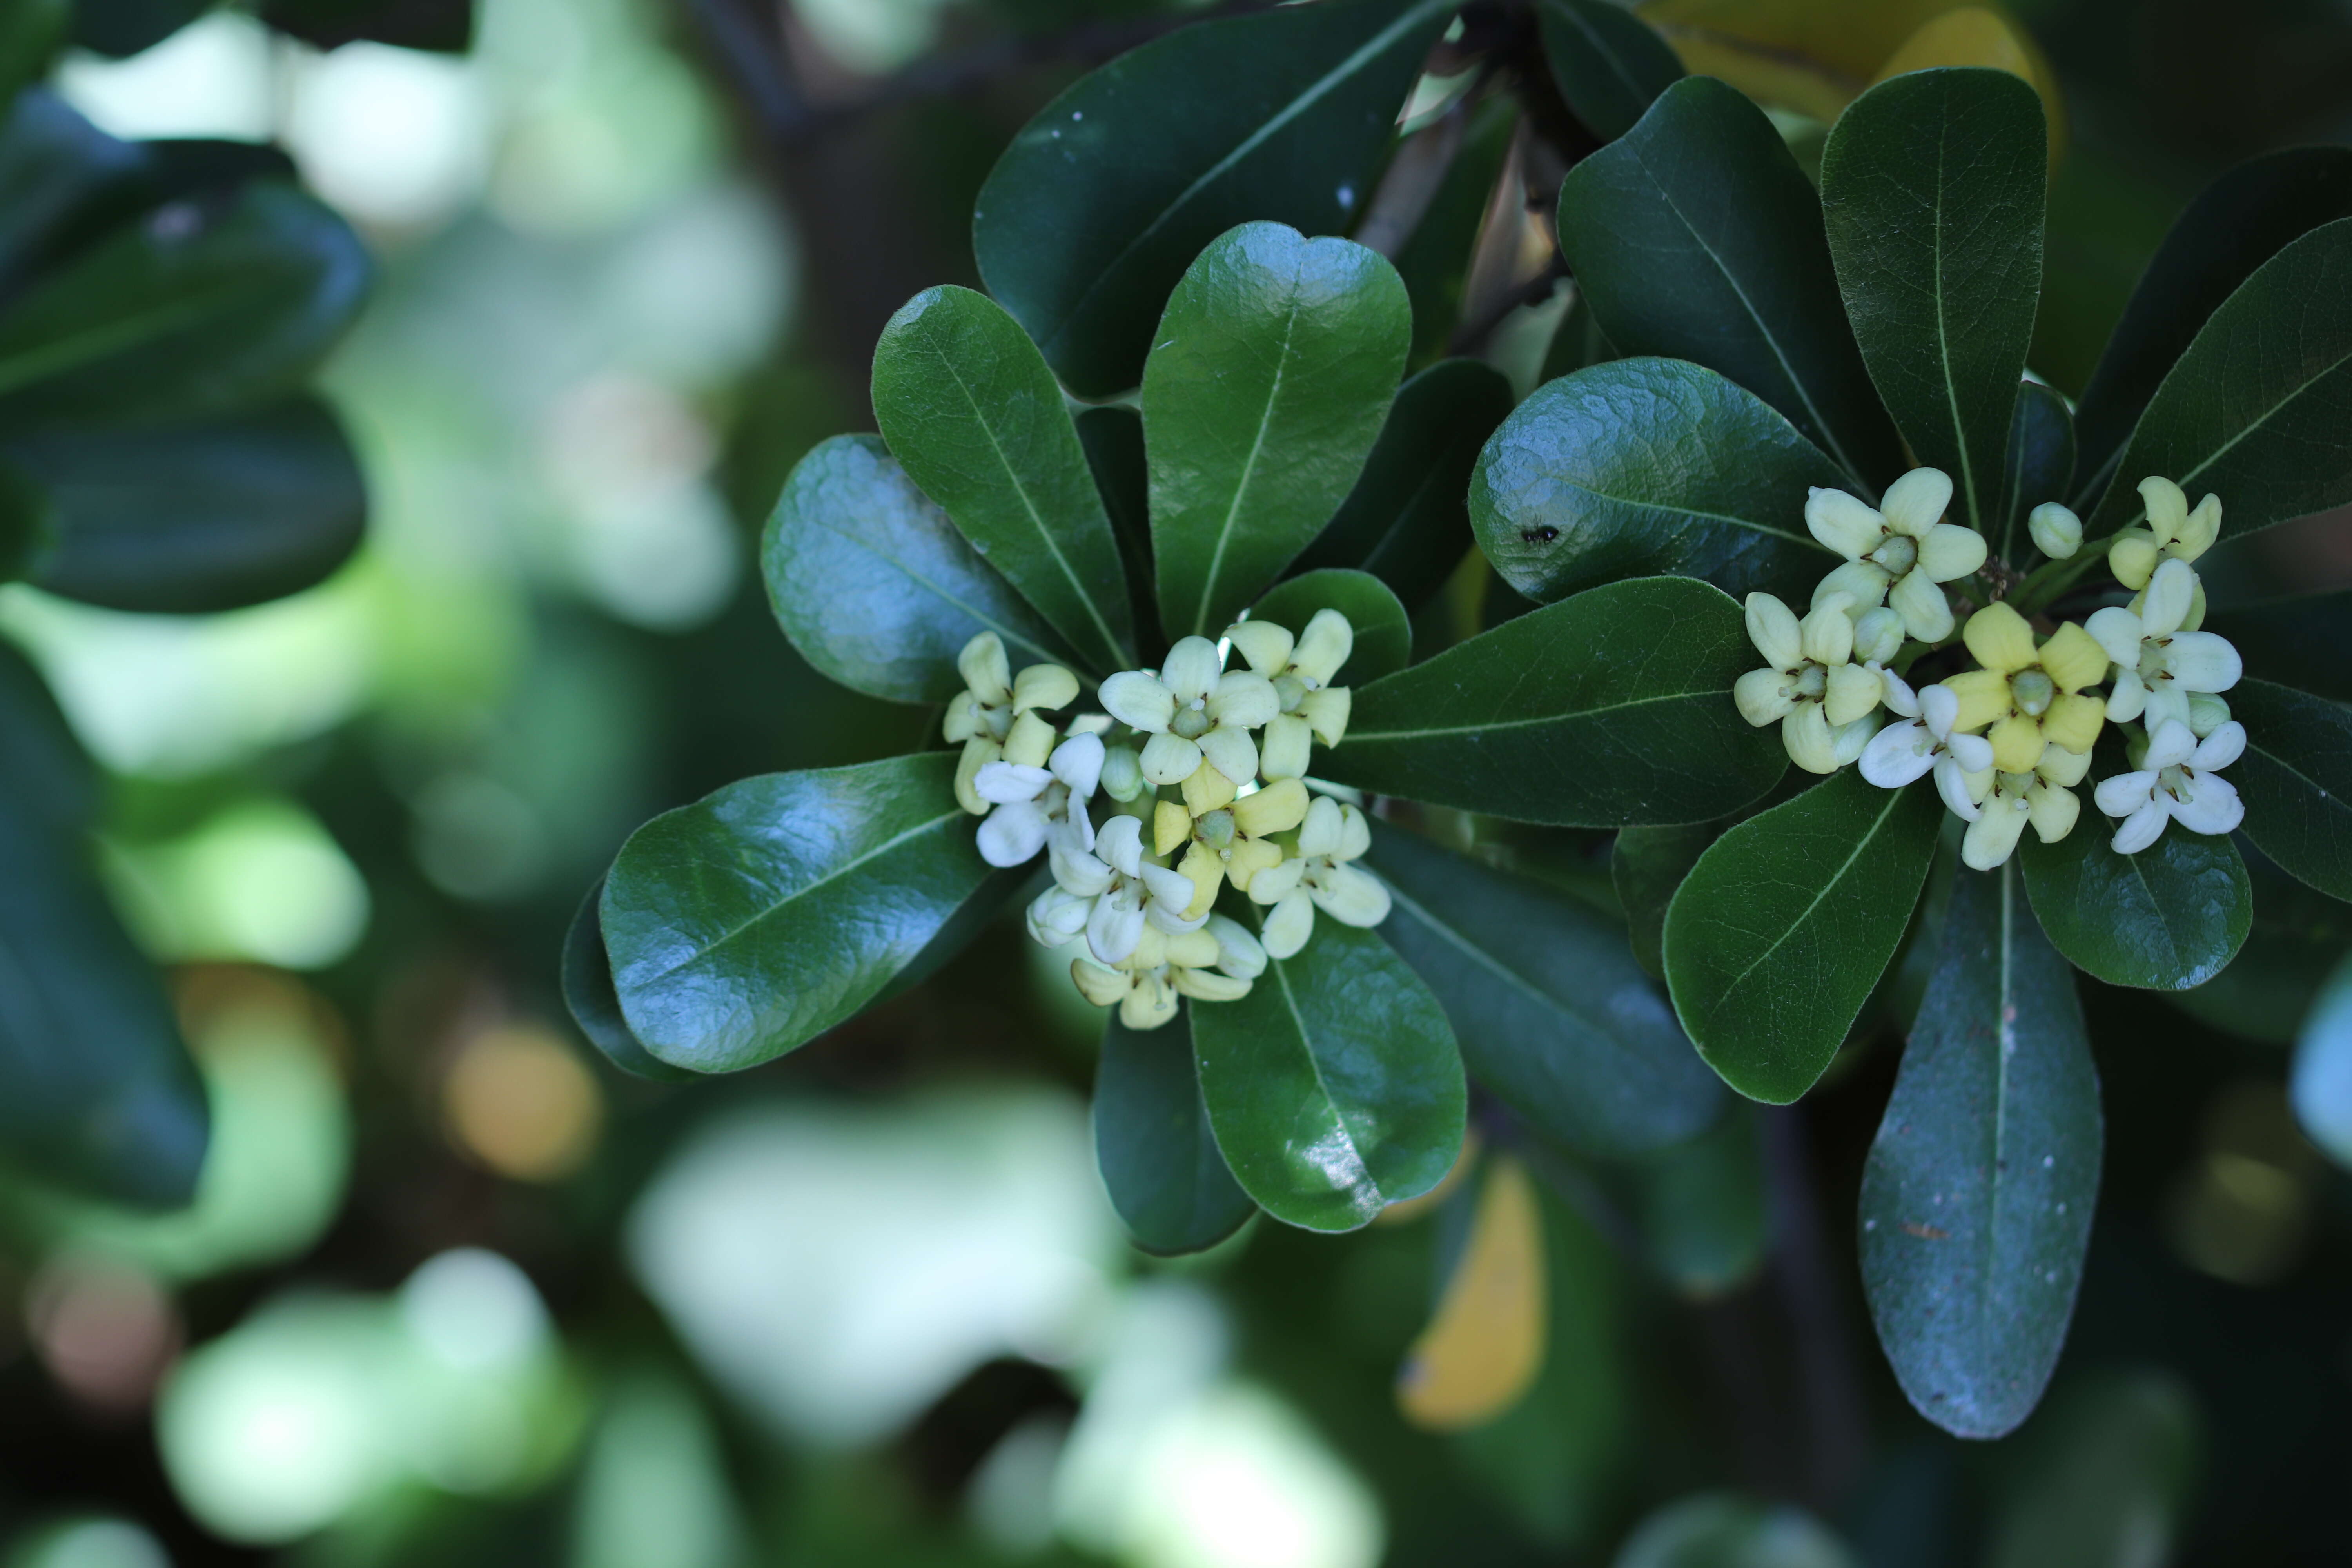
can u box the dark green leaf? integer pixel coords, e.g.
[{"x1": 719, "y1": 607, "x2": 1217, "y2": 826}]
[
  {"x1": 260, "y1": 0, "x2": 474, "y2": 53},
  {"x1": 2227, "y1": 678, "x2": 2352, "y2": 902},
  {"x1": 601, "y1": 753, "x2": 999, "y2": 1073},
  {"x1": 1191, "y1": 919, "x2": 1465, "y2": 1232},
  {"x1": 1093, "y1": 1009, "x2": 1254, "y2": 1255},
  {"x1": 1536, "y1": 0, "x2": 1684, "y2": 143},
  {"x1": 1292, "y1": 358, "x2": 1510, "y2": 606},
  {"x1": 0, "y1": 180, "x2": 369, "y2": 427},
  {"x1": 2171, "y1": 851, "x2": 2350, "y2": 1045},
  {"x1": 762, "y1": 434, "x2": 1073, "y2": 705},
  {"x1": 15, "y1": 397, "x2": 362, "y2": 612},
  {"x1": 2291, "y1": 953, "x2": 2352, "y2": 1169},
  {"x1": 1984, "y1": 1374, "x2": 2196, "y2": 1568},
  {"x1": 1249, "y1": 568, "x2": 1408, "y2": 683},
  {"x1": 0, "y1": 453, "x2": 48, "y2": 583},
  {"x1": 1614, "y1": 819, "x2": 1720, "y2": 979},
  {"x1": 2203, "y1": 591, "x2": 2352, "y2": 701},
  {"x1": 0, "y1": 5, "x2": 65, "y2": 129},
  {"x1": 2073, "y1": 147, "x2": 2352, "y2": 509},
  {"x1": 1557, "y1": 76, "x2": 1900, "y2": 485},
  {"x1": 2020, "y1": 818, "x2": 2250, "y2": 990},
  {"x1": 1370, "y1": 822, "x2": 1721, "y2": 1156},
  {"x1": 1860, "y1": 864, "x2": 2100, "y2": 1440},
  {"x1": 0, "y1": 92, "x2": 141, "y2": 294},
  {"x1": 1820, "y1": 67, "x2": 2046, "y2": 536},
  {"x1": 563, "y1": 875, "x2": 693, "y2": 1083},
  {"x1": 1664, "y1": 769, "x2": 1944, "y2": 1104},
  {"x1": 1074, "y1": 405, "x2": 1160, "y2": 652},
  {"x1": 1143, "y1": 223, "x2": 1409, "y2": 640},
  {"x1": 1322, "y1": 575, "x2": 1788, "y2": 828},
  {"x1": 1537, "y1": 287, "x2": 1615, "y2": 385},
  {"x1": 871, "y1": 286, "x2": 1132, "y2": 674},
  {"x1": 1470, "y1": 357, "x2": 1843, "y2": 606},
  {"x1": 2001, "y1": 380, "x2": 2074, "y2": 563},
  {"x1": 70, "y1": 0, "x2": 202, "y2": 57},
  {"x1": 2085, "y1": 217, "x2": 2352, "y2": 543},
  {"x1": 1623, "y1": 1105, "x2": 1768, "y2": 1297},
  {"x1": 972, "y1": 0, "x2": 1454, "y2": 397}
]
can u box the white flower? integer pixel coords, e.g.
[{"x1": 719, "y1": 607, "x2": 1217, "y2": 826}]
[
  {"x1": 1067, "y1": 913, "x2": 1267, "y2": 1028},
  {"x1": 973, "y1": 730, "x2": 1105, "y2": 867},
  {"x1": 1858, "y1": 673, "x2": 1995, "y2": 818},
  {"x1": 2083, "y1": 558, "x2": 2241, "y2": 736},
  {"x1": 1071, "y1": 957, "x2": 1180, "y2": 1030},
  {"x1": 1956, "y1": 741, "x2": 2092, "y2": 870},
  {"x1": 944, "y1": 632, "x2": 1081, "y2": 814},
  {"x1": 1733, "y1": 591, "x2": 1882, "y2": 774},
  {"x1": 1225, "y1": 610, "x2": 1354, "y2": 779},
  {"x1": 2093, "y1": 718, "x2": 2246, "y2": 854},
  {"x1": 1247, "y1": 796, "x2": 1390, "y2": 959},
  {"x1": 1804, "y1": 467, "x2": 1988, "y2": 641},
  {"x1": 2108, "y1": 476, "x2": 2220, "y2": 592},
  {"x1": 1044, "y1": 813, "x2": 1200, "y2": 965},
  {"x1": 2027, "y1": 501, "x2": 2082, "y2": 560},
  {"x1": 1099, "y1": 635, "x2": 1281, "y2": 786}
]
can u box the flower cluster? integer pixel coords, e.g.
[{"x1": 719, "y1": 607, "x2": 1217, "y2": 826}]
[
  {"x1": 944, "y1": 609, "x2": 1387, "y2": 1030},
  {"x1": 1734, "y1": 468, "x2": 2248, "y2": 870}
]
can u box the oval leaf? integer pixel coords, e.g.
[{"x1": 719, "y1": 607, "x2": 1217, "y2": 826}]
[
  {"x1": 602, "y1": 753, "x2": 1000, "y2": 1073},
  {"x1": 1074, "y1": 404, "x2": 1160, "y2": 649},
  {"x1": 1190, "y1": 919, "x2": 1466, "y2": 1233},
  {"x1": 1143, "y1": 222, "x2": 1410, "y2": 641},
  {"x1": 972, "y1": 0, "x2": 1454, "y2": 397},
  {"x1": 762, "y1": 434, "x2": 1074, "y2": 705},
  {"x1": 1470, "y1": 356, "x2": 1843, "y2": 606},
  {"x1": 1321, "y1": 575, "x2": 1788, "y2": 828},
  {"x1": 1613, "y1": 818, "x2": 1722, "y2": 980},
  {"x1": 871, "y1": 286, "x2": 1132, "y2": 674},
  {"x1": 2085, "y1": 217, "x2": 2352, "y2": 543},
  {"x1": 1249, "y1": 568, "x2": 1409, "y2": 683},
  {"x1": 1557, "y1": 75, "x2": 1900, "y2": 486},
  {"x1": 2019, "y1": 818, "x2": 2251, "y2": 990},
  {"x1": 1093, "y1": 1009, "x2": 1255, "y2": 1256},
  {"x1": 2000, "y1": 379, "x2": 2074, "y2": 563},
  {"x1": 2226, "y1": 678, "x2": 2352, "y2": 902},
  {"x1": 1664, "y1": 769, "x2": 1944, "y2": 1104},
  {"x1": 1370, "y1": 822, "x2": 1722, "y2": 1156},
  {"x1": 563, "y1": 875, "x2": 694, "y2": 1084},
  {"x1": 1536, "y1": 0, "x2": 1684, "y2": 143},
  {"x1": 1821, "y1": 67, "x2": 2046, "y2": 537},
  {"x1": 1860, "y1": 863, "x2": 2100, "y2": 1440}
]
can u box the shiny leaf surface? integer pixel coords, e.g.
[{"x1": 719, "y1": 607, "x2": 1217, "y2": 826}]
[
  {"x1": 1249, "y1": 568, "x2": 1408, "y2": 682},
  {"x1": 1094, "y1": 1009, "x2": 1254, "y2": 1255},
  {"x1": 563, "y1": 875, "x2": 694, "y2": 1083},
  {"x1": 2228, "y1": 679, "x2": 2352, "y2": 902},
  {"x1": 1536, "y1": 0, "x2": 1685, "y2": 142},
  {"x1": 2020, "y1": 817, "x2": 2251, "y2": 990}
]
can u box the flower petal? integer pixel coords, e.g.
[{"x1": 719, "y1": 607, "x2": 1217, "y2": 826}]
[
  {"x1": 2093, "y1": 770, "x2": 2156, "y2": 818},
  {"x1": 1119, "y1": 973, "x2": 1178, "y2": 1031},
  {"x1": 1989, "y1": 713, "x2": 2046, "y2": 774},
  {"x1": 1259, "y1": 712, "x2": 1313, "y2": 780},
  {"x1": 1735, "y1": 668, "x2": 1798, "y2": 728},
  {"x1": 1223, "y1": 619, "x2": 1294, "y2": 676},
  {"x1": 1140, "y1": 731, "x2": 1204, "y2": 786},
  {"x1": 2039, "y1": 622, "x2": 2111, "y2": 695},
  {"x1": 1160, "y1": 636, "x2": 1223, "y2": 701},
  {"x1": 1172, "y1": 966, "x2": 1250, "y2": 1003},
  {"x1": 1261, "y1": 891, "x2": 1315, "y2": 959},
  {"x1": 2191, "y1": 720, "x2": 2246, "y2": 771},
  {"x1": 1207, "y1": 669, "x2": 1281, "y2": 730},
  {"x1": 1935, "y1": 756, "x2": 1985, "y2": 820},
  {"x1": 1296, "y1": 794, "x2": 1346, "y2": 858},
  {"x1": 1945, "y1": 731, "x2": 1994, "y2": 774},
  {"x1": 977, "y1": 801, "x2": 1050, "y2": 867},
  {"x1": 2105, "y1": 668, "x2": 2148, "y2": 724},
  {"x1": 1290, "y1": 609, "x2": 1354, "y2": 685},
  {"x1": 955, "y1": 735, "x2": 1003, "y2": 816},
  {"x1": 1962, "y1": 797, "x2": 2031, "y2": 869},
  {"x1": 1198, "y1": 724, "x2": 1259, "y2": 785},
  {"x1": 1049, "y1": 731, "x2": 1105, "y2": 797},
  {"x1": 957, "y1": 632, "x2": 1012, "y2": 705},
  {"x1": 2026, "y1": 780, "x2": 2080, "y2": 844},
  {"x1": 1942, "y1": 670, "x2": 2011, "y2": 732},
  {"x1": 2143, "y1": 718, "x2": 2198, "y2": 770},
  {"x1": 1880, "y1": 467, "x2": 1954, "y2": 537},
  {"x1": 1744, "y1": 592, "x2": 1803, "y2": 668},
  {"x1": 1100, "y1": 670, "x2": 1176, "y2": 733},
  {"x1": 1225, "y1": 836, "x2": 1283, "y2": 893},
  {"x1": 1860, "y1": 719, "x2": 1937, "y2": 788},
  {"x1": 2157, "y1": 631, "x2": 2241, "y2": 693},
  {"x1": 2140, "y1": 557, "x2": 2197, "y2": 637},
  {"x1": 1334, "y1": 802, "x2": 1372, "y2": 861},
  {"x1": 1013, "y1": 662, "x2": 1079, "y2": 713},
  {"x1": 2138, "y1": 475, "x2": 2189, "y2": 546},
  {"x1": 2108, "y1": 530, "x2": 2159, "y2": 591},
  {"x1": 1800, "y1": 598, "x2": 1855, "y2": 666},
  {"x1": 1249, "y1": 855, "x2": 1306, "y2": 905},
  {"x1": 2036, "y1": 741, "x2": 2092, "y2": 788},
  {"x1": 1804, "y1": 486, "x2": 1886, "y2": 558},
  {"x1": 2038, "y1": 692, "x2": 2106, "y2": 757},
  {"x1": 2084, "y1": 606, "x2": 2145, "y2": 668},
  {"x1": 1889, "y1": 566, "x2": 1955, "y2": 642},
  {"x1": 2171, "y1": 773, "x2": 2243, "y2": 835},
  {"x1": 1205, "y1": 913, "x2": 1268, "y2": 978},
  {"x1": 1813, "y1": 559, "x2": 1894, "y2": 615},
  {"x1": 975, "y1": 760, "x2": 1053, "y2": 804},
  {"x1": 1917, "y1": 523, "x2": 1988, "y2": 582},
  {"x1": 1087, "y1": 898, "x2": 1146, "y2": 966},
  {"x1": 2111, "y1": 800, "x2": 2169, "y2": 854},
  {"x1": 1782, "y1": 703, "x2": 1839, "y2": 774},
  {"x1": 1825, "y1": 661, "x2": 1883, "y2": 726},
  {"x1": 2178, "y1": 493, "x2": 2222, "y2": 559},
  {"x1": 1310, "y1": 863, "x2": 1392, "y2": 927},
  {"x1": 1140, "y1": 861, "x2": 1198, "y2": 912},
  {"x1": 1234, "y1": 776, "x2": 1310, "y2": 837},
  {"x1": 1095, "y1": 812, "x2": 1145, "y2": 877},
  {"x1": 1153, "y1": 800, "x2": 1192, "y2": 858},
  {"x1": 1962, "y1": 601, "x2": 2037, "y2": 674},
  {"x1": 1879, "y1": 667, "x2": 1921, "y2": 719}
]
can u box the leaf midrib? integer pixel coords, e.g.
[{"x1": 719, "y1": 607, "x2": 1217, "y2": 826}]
[
  {"x1": 808, "y1": 511, "x2": 1069, "y2": 673},
  {"x1": 1265, "y1": 950, "x2": 1380, "y2": 1212},
  {"x1": 1699, "y1": 784, "x2": 1908, "y2": 1016},
  {"x1": 1189, "y1": 288, "x2": 1304, "y2": 637},
  {"x1": 1345, "y1": 684, "x2": 1726, "y2": 743}
]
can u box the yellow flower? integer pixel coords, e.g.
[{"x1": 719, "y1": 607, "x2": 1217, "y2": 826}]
[
  {"x1": 1943, "y1": 601, "x2": 2109, "y2": 773},
  {"x1": 1157, "y1": 775, "x2": 1308, "y2": 920},
  {"x1": 2108, "y1": 476, "x2": 2219, "y2": 594},
  {"x1": 943, "y1": 632, "x2": 1080, "y2": 814}
]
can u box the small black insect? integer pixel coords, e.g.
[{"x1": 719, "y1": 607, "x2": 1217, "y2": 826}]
[{"x1": 1519, "y1": 527, "x2": 1560, "y2": 544}]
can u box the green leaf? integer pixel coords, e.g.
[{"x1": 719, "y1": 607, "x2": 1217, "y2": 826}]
[
  {"x1": 13, "y1": 396, "x2": 362, "y2": 612},
  {"x1": 0, "y1": 92, "x2": 142, "y2": 291},
  {"x1": 2204, "y1": 591, "x2": 2352, "y2": 701},
  {"x1": 1292, "y1": 358, "x2": 1511, "y2": 606},
  {"x1": 1248, "y1": 568, "x2": 1409, "y2": 683},
  {"x1": 1321, "y1": 575, "x2": 1788, "y2": 828},
  {"x1": 2020, "y1": 819, "x2": 2250, "y2": 990},
  {"x1": 601, "y1": 753, "x2": 1000, "y2": 1073},
  {"x1": 762, "y1": 434, "x2": 1074, "y2": 705},
  {"x1": 1469, "y1": 357, "x2": 1843, "y2": 607},
  {"x1": 2292, "y1": 953, "x2": 2352, "y2": 1170},
  {"x1": 2170, "y1": 851, "x2": 2350, "y2": 1045},
  {"x1": 1860, "y1": 864, "x2": 2100, "y2": 1441},
  {"x1": 2085, "y1": 217, "x2": 2352, "y2": 543},
  {"x1": 1664, "y1": 769, "x2": 1944, "y2": 1104},
  {"x1": 1820, "y1": 67, "x2": 2046, "y2": 537},
  {"x1": 1143, "y1": 223, "x2": 1410, "y2": 641},
  {"x1": 1370, "y1": 822, "x2": 1722, "y2": 1156},
  {"x1": 2226, "y1": 679, "x2": 2352, "y2": 902},
  {"x1": 562, "y1": 876, "x2": 694, "y2": 1084},
  {"x1": 0, "y1": 180, "x2": 369, "y2": 427},
  {"x1": 2073, "y1": 147, "x2": 2352, "y2": 509},
  {"x1": 1190, "y1": 919, "x2": 1465, "y2": 1232},
  {"x1": 1614, "y1": 819, "x2": 1721, "y2": 979},
  {"x1": 1538, "y1": 288, "x2": 1615, "y2": 385},
  {"x1": 1556, "y1": 76, "x2": 1900, "y2": 485},
  {"x1": 1074, "y1": 405, "x2": 1160, "y2": 651},
  {"x1": 1536, "y1": 0, "x2": 1685, "y2": 143},
  {"x1": 1622, "y1": 1105, "x2": 1768, "y2": 1297},
  {"x1": 0, "y1": 641, "x2": 207, "y2": 1207},
  {"x1": 1093, "y1": 1009, "x2": 1254, "y2": 1255},
  {"x1": 1984, "y1": 1374, "x2": 2196, "y2": 1568},
  {"x1": 2001, "y1": 380, "x2": 2074, "y2": 563},
  {"x1": 972, "y1": 0, "x2": 1454, "y2": 397},
  {"x1": 871, "y1": 286, "x2": 1132, "y2": 674}
]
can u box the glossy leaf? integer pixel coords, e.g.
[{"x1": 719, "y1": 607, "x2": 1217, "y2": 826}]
[
  {"x1": 0, "y1": 180, "x2": 369, "y2": 428},
  {"x1": 1860, "y1": 864, "x2": 2100, "y2": 1440},
  {"x1": 973, "y1": 0, "x2": 1454, "y2": 397},
  {"x1": 563, "y1": 876, "x2": 693, "y2": 1084},
  {"x1": 762, "y1": 434, "x2": 1073, "y2": 705},
  {"x1": 2073, "y1": 147, "x2": 2352, "y2": 507},
  {"x1": 1249, "y1": 568, "x2": 1409, "y2": 683},
  {"x1": 14, "y1": 397, "x2": 362, "y2": 613},
  {"x1": 1075, "y1": 405, "x2": 1160, "y2": 651},
  {"x1": 1536, "y1": 0, "x2": 1685, "y2": 142},
  {"x1": 1820, "y1": 67, "x2": 2046, "y2": 537},
  {"x1": 1470, "y1": 357, "x2": 1843, "y2": 607},
  {"x1": 2291, "y1": 953, "x2": 2352, "y2": 1171},
  {"x1": 1293, "y1": 358, "x2": 1511, "y2": 606},
  {"x1": 1143, "y1": 223, "x2": 1410, "y2": 640},
  {"x1": 2020, "y1": 819, "x2": 2250, "y2": 990},
  {"x1": 2085, "y1": 217, "x2": 2352, "y2": 543},
  {"x1": 2001, "y1": 380, "x2": 2074, "y2": 563},
  {"x1": 2203, "y1": 591, "x2": 2352, "y2": 702},
  {"x1": 601, "y1": 753, "x2": 999, "y2": 1073},
  {"x1": 1371, "y1": 822, "x2": 1722, "y2": 1156},
  {"x1": 1323, "y1": 576, "x2": 1788, "y2": 828},
  {"x1": 1613, "y1": 818, "x2": 1720, "y2": 979},
  {"x1": 871, "y1": 286, "x2": 1132, "y2": 674},
  {"x1": 1191, "y1": 919, "x2": 1465, "y2": 1233},
  {"x1": 0, "y1": 92, "x2": 142, "y2": 292},
  {"x1": 1664, "y1": 769, "x2": 1944, "y2": 1104},
  {"x1": 1093, "y1": 1009, "x2": 1254, "y2": 1255},
  {"x1": 2227, "y1": 679, "x2": 2352, "y2": 902},
  {"x1": 1557, "y1": 76, "x2": 1900, "y2": 485}
]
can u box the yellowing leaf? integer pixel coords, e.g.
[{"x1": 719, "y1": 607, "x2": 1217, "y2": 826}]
[
  {"x1": 1396, "y1": 1154, "x2": 1546, "y2": 1430},
  {"x1": 1377, "y1": 1126, "x2": 1479, "y2": 1225}
]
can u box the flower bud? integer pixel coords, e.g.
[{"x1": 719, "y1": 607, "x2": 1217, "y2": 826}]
[
  {"x1": 2186, "y1": 693, "x2": 2232, "y2": 738},
  {"x1": 1852, "y1": 606, "x2": 1904, "y2": 665},
  {"x1": 2027, "y1": 502, "x2": 2081, "y2": 560},
  {"x1": 1098, "y1": 744, "x2": 1145, "y2": 802}
]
